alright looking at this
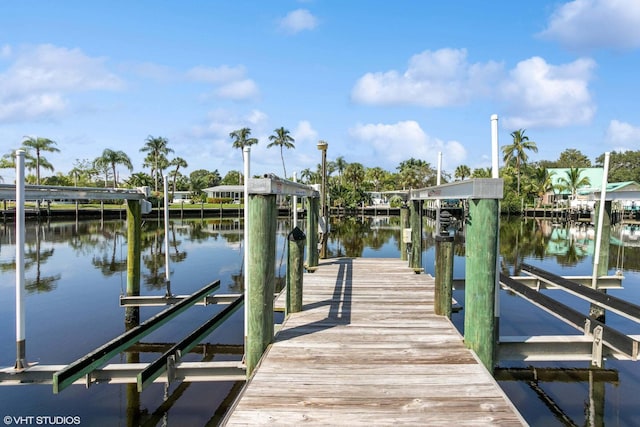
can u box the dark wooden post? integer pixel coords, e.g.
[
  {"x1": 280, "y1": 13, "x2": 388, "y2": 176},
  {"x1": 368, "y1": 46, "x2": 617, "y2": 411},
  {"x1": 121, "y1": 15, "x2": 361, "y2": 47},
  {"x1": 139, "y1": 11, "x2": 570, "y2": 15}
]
[
  {"x1": 409, "y1": 199, "x2": 423, "y2": 272},
  {"x1": 305, "y1": 197, "x2": 319, "y2": 270},
  {"x1": 125, "y1": 199, "x2": 142, "y2": 327},
  {"x1": 287, "y1": 227, "x2": 306, "y2": 315},
  {"x1": 435, "y1": 234, "x2": 454, "y2": 317},
  {"x1": 464, "y1": 198, "x2": 499, "y2": 370},
  {"x1": 400, "y1": 205, "x2": 409, "y2": 261},
  {"x1": 246, "y1": 193, "x2": 277, "y2": 376}
]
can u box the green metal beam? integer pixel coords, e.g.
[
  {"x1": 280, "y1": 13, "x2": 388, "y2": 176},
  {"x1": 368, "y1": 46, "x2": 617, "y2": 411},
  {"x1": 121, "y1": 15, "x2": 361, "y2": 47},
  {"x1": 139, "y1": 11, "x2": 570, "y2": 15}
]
[
  {"x1": 521, "y1": 263, "x2": 640, "y2": 323},
  {"x1": 500, "y1": 274, "x2": 639, "y2": 360},
  {"x1": 52, "y1": 280, "x2": 221, "y2": 393},
  {"x1": 137, "y1": 295, "x2": 243, "y2": 391}
]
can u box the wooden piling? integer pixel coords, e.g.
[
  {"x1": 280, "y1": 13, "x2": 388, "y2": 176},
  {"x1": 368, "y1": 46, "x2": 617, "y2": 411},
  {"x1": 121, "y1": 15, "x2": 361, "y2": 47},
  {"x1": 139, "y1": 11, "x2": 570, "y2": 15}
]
[
  {"x1": 125, "y1": 199, "x2": 142, "y2": 327},
  {"x1": 435, "y1": 235, "x2": 454, "y2": 317},
  {"x1": 286, "y1": 227, "x2": 306, "y2": 315},
  {"x1": 409, "y1": 199, "x2": 422, "y2": 272},
  {"x1": 400, "y1": 206, "x2": 409, "y2": 261},
  {"x1": 305, "y1": 197, "x2": 319, "y2": 270},
  {"x1": 246, "y1": 194, "x2": 277, "y2": 376},
  {"x1": 464, "y1": 198, "x2": 499, "y2": 370}
]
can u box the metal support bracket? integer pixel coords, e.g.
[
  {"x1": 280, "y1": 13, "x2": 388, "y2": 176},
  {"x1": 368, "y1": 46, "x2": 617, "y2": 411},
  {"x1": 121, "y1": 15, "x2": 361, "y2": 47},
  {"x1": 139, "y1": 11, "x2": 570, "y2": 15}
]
[{"x1": 592, "y1": 325, "x2": 604, "y2": 368}]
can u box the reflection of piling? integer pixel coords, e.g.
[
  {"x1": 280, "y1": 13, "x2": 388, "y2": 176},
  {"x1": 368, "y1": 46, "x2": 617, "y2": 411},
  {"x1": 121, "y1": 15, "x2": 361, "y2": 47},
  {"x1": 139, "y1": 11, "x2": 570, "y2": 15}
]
[
  {"x1": 246, "y1": 194, "x2": 277, "y2": 376},
  {"x1": 434, "y1": 235, "x2": 454, "y2": 318},
  {"x1": 125, "y1": 302, "x2": 140, "y2": 427},
  {"x1": 287, "y1": 227, "x2": 306, "y2": 315},
  {"x1": 400, "y1": 206, "x2": 409, "y2": 261},
  {"x1": 464, "y1": 198, "x2": 499, "y2": 370},
  {"x1": 305, "y1": 197, "x2": 319, "y2": 270},
  {"x1": 409, "y1": 200, "x2": 422, "y2": 272}
]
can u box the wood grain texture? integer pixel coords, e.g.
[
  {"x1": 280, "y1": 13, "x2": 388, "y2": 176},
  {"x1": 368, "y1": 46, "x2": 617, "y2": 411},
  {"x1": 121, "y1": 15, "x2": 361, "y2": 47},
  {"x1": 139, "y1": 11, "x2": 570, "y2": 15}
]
[{"x1": 225, "y1": 258, "x2": 526, "y2": 426}]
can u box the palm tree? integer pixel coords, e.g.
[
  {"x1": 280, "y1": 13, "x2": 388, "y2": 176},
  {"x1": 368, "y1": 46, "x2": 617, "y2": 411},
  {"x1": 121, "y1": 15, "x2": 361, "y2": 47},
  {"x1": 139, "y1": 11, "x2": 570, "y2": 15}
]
[
  {"x1": 93, "y1": 149, "x2": 133, "y2": 188},
  {"x1": 125, "y1": 172, "x2": 154, "y2": 188},
  {"x1": 21, "y1": 137, "x2": 59, "y2": 185},
  {"x1": 531, "y1": 167, "x2": 555, "y2": 207},
  {"x1": 365, "y1": 167, "x2": 388, "y2": 192},
  {"x1": 169, "y1": 157, "x2": 188, "y2": 197},
  {"x1": 557, "y1": 167, "x2": 590, "y2": 199},
  {"x1": 454, "y1": 165, "x2": 471, "y2": 181},
  {"x1": 140, "y1": 136, "x2": 173, "y2": 192},
  {"x1": 502, "y1": 129, "x2": 538, "y2": 195},
  {"x1": 267, "y1": 127, "x2": 295, "y2": 178},
  {"x1": 471, "y1": 167, "x2": 492, "y2": 178},
  {"x1": 300, "y1": 168, "x2": 315, "y2": 184},
  {"x1": 229, "y1": 128, "x2": 258, "y2": 184},
  {"x1": 334, "y1": 156, "x2": 348, "y2": 185},
  {"x1": 343, "y1": 162, "x2": 366, "y2": 189}
]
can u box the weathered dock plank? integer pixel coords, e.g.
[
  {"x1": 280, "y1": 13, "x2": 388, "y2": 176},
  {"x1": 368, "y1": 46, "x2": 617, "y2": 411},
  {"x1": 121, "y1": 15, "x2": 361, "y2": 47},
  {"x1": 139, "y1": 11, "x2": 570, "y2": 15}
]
[{"x1": 225, "y1": 257, "x2": 526, "y2": 426}]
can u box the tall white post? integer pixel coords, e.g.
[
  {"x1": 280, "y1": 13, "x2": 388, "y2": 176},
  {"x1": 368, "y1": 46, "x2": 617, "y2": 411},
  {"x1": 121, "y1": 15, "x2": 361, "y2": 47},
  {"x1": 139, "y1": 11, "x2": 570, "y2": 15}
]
[
  {"x1": 15, "y1": 149, "x2": 27, "y2": 369},
  {"x1": 592, "y1": 152, "x2": 610, "y2": 288},
  {"x1": 163, "y1": 175, "x2": 171, "y2": 296},
  {"x1": 491, "y1": 114, "x2": 499, "y2": 179},
  {"x1": 292, "y1": 172, "x2": 298, "y2": 227},
  {"x1": 243, "y1": 147, "x2": 250, "y2": 349},
  {"x1": 490, "y1": 114, "x2": 501, "y2": 333}
]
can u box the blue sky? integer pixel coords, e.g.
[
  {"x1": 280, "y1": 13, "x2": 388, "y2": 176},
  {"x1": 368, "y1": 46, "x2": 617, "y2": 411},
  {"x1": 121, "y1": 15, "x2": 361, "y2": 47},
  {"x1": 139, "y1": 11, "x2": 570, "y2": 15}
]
[{"x1": 1, "y1": 0, "x2": 639, "y2": 183}]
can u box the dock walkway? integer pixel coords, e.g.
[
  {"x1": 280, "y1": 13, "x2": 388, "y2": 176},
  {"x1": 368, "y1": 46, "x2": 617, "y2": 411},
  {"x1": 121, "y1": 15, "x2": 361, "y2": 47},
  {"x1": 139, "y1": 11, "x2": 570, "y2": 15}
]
[{"x1": 224, "y1": 257, "x2": 526, "y2": 425}]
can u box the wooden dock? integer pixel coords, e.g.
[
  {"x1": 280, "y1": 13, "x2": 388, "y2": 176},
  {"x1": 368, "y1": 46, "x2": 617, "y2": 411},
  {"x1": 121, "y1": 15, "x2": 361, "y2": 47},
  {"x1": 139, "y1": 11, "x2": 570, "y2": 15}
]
[{"x1": 224, "y1": 258, "x2": 526, "y2": 426}]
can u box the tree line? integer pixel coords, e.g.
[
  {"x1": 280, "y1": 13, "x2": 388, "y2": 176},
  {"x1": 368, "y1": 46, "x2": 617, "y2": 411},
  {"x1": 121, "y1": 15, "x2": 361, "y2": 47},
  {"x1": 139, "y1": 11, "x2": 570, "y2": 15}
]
[{"x1": 2, "y1": 129, "x2": 639, "y2": 211}]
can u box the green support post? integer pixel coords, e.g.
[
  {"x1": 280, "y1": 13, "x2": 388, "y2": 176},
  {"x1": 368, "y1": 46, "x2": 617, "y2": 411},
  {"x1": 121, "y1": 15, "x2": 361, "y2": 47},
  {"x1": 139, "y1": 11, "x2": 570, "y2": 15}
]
[
  {"x1": 409, "y1": 199, "x2": 423, "y2": 273},
  {"x1": 400, "y1": 206, "x2": 409, "y2": 261},
  {"x1": 287, "y1": 227, "x2": 306, "y2": 315},
  {"x1": 464, "y1": 198, "x2": 499, "y2": 371},
  {"x1": 125, "y1": 199, "x2": 141, "y2": 327},
  {"x1": 246, "y1": 194, "x2": 277, "y2": 376},
  {"x1": 305, "y1": 197, "x2": 319, "y2": 271},
  {"x1": 435, "y1": 234, "x2": 454, "y2": 317}
]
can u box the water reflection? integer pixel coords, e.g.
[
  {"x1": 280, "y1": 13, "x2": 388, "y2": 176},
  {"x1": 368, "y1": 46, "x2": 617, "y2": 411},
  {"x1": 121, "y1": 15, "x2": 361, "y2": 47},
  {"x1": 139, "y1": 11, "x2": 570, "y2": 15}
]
[{"x1": 1, "y1": 215, "x2": 639, "y2": 426}]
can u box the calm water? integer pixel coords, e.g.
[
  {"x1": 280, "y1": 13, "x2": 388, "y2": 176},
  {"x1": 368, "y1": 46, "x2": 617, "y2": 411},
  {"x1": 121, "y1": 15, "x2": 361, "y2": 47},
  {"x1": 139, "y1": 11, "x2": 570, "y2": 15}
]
[{"x1": 0, "y1": 215, "x2": 639, "y2": 426}]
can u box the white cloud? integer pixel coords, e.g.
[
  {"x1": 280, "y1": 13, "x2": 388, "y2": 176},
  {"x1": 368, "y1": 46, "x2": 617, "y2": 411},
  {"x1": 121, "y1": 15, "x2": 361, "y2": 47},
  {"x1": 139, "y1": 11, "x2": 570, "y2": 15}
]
[
  {"x1": 351, "y1": 48, "x2": 503, "y2": 107},
  {"x1": 191, "y1": 108, "x2": 268, "y2": 140},
  {"x1": 215, "y1": 79, "x2": 259, "y2": 100},
  {"x1": 293, "y1": 120, "x2": 318, "y2": 142},
  {"x1": 279, "y1": 9, "x2": 318, "y2": 34},
  {"x1": 539, "y1": 0, "x2": 640, "y2": 50},
  {"x1": 0, "y1": 94, "x2": 67, "y2": 122},
  {"x1": 187, "y1": 64, "x2": 259, "y2": 101},
  {"x1": 0, "y1": 44, "x2": 122, "y2": 122},
  {"x1": 349, "y1": 120, "x2": 466, "y2": 169},
  {"x1": 500, "y1": 56, "x2": 596, "y2": 129},
  {"x1": 605, "y1": 119, "x2": 640, "y2": 151}
]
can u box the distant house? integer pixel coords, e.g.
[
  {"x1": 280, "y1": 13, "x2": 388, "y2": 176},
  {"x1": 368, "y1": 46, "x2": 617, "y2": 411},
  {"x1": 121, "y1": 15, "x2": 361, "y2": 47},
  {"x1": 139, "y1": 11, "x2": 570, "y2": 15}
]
[
  {"x1": 203, "y1": 185, "x2": 243, "y2": 203},
  {"x1": 367, "y1": 190, "x2": 409, "y2": 207},
  {"x1": 171, "y1": 191, "x2": 192, "y2": 203},
  {"x1": 544, "y1": 168, "x2": 640, "y2": 211},
  {"x1": 546, "y1": 168, "x2": 604, "y2": 207}
]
